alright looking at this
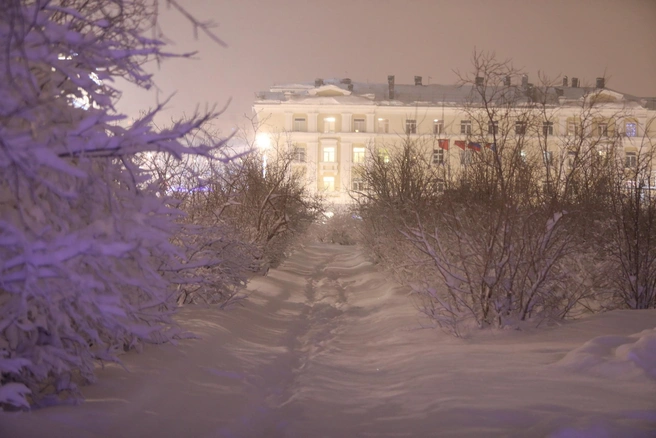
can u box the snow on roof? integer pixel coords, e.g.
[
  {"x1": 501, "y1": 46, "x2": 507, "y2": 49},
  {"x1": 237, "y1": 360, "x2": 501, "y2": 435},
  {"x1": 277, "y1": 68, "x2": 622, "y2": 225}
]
[{"x1": 256, "y1": 80, "x2": 650, "y2": 108}]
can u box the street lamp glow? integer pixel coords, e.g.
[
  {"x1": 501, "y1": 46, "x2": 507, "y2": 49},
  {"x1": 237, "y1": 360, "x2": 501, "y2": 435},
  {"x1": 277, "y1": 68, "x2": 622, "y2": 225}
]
[{"x1": 255, "y1": 133, "x2": 271, "y2": 150}]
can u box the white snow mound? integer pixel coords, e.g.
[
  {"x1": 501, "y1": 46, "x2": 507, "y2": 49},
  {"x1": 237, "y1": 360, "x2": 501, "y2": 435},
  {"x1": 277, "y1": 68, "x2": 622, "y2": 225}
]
[{"x1": 556, "y1": 328, "x2": 656, "y2": 380}]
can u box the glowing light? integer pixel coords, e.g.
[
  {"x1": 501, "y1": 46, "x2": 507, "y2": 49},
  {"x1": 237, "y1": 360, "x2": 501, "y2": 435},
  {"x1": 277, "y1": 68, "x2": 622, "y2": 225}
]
[{"x1": 255, "y1": 133, "x2": 271, "y2": 149}]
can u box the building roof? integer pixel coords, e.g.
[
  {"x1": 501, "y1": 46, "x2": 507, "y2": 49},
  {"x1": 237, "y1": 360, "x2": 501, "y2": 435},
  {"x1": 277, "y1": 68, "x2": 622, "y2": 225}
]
[{"x1": 255, "y1": 77, "x2": 650, "y2": 109}]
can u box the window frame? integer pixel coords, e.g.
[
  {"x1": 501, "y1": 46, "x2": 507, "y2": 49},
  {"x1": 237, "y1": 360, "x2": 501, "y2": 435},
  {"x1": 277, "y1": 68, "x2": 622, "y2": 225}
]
[
  {"x1": 352, "y1": 147, "x2": 365, "y2": 164},
  {"x1": 405, "y1": 119, "x2": 417, "y2": 135},
  {"x1": 293, "y1": 146, "x2": 306, "y2": 163},
  {"x1": 322, "y1": 146, "x2": 336, "y2": 162},
  {"x1": 293, "y1": 117, "x2": 307, "y2": 132},
  {"x1": 542, "y1": 121, "x2": 553, "y2": 136},
  {"x1": 460, "y1": 120, "x2": 472, "y2": 135},
  {"x1": 433, "y1": 119, "x2": 444, "y2": 135},
  {"x1": 432, "y1": 148, "x2": 444, "y2": 165},
  {"x1": 353, "y1": 118, "x2": 366, "y2": 133}
]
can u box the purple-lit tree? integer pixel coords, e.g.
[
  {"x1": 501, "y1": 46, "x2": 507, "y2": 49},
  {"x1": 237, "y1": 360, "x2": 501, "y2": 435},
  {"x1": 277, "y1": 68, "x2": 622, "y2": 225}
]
[{"x1": 0, "y1": 0, "x2": 233, "y2": 408}]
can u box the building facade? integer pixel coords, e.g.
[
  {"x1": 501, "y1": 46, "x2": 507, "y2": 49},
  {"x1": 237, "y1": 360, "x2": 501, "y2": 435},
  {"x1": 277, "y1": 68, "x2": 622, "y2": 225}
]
[{"x1": 253, "y1": 76, "x2": 656, "y2": 205}]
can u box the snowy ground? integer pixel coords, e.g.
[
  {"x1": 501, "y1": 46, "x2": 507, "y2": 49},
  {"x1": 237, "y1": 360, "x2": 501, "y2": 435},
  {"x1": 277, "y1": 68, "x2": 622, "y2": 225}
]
[{"x1": 2, "y1": 243, "x2": 656, "y2": 437}]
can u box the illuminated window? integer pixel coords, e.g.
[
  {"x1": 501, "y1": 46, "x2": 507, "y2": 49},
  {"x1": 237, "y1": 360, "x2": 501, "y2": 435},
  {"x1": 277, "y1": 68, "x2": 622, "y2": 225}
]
[
  {"x1": 542, "y1": 121, "x2": 553, "y2": 136},
  {"x1": 433, "y1": 119, "x2": 444, "y2": 135},
  {"x1": 625, "y1": 121, "x2": 637, "y2": 137},
  {"x1": 293, "y1": 118, "x2": 306, "y2": 132},
  {"x1": 353, "y1": 147, "x2": 365, "y2": 164},
  {"x1": 460, "y1": 120, "x2": 472, "y2": 135},
  {"x1": 322, "y1": 176, "x2": 335, "y2": 191},
  {"x1": 324, "y1": 117, "x2": 336, "y2": 133},
  {"x1": 543, "y1": 151, "x2": 553, "y2": 166},
  {"x1": 567, "y1": 121, "x2": 579, "y2": 136},
  {"x1": 377, "y1": 118, "x2": 389, "y2": 133},
  {"x1": 432, "y1": 149, "x2": 444, "y2": 165},
  {"x1": 354, "y1": 118, "x2": 366, "y2": 133},
  {"x1": 293, "y1": 146, "x2": 306, "y2": 163},
  {"x1": 625, "y1": 151, "x2": 637, "y2": 168},
  {"x1": 520, "y1": 150, "x2": 527, "y2": 162},
  {"x1": 378, "y1": 149, "x2": 390, "y2": 163},
  {"x1": 406, "y1": 119, "x2": 417, "y2": 134},
  {"x1": 323, "y1": 146, "x2": 335, "y2": 162}
]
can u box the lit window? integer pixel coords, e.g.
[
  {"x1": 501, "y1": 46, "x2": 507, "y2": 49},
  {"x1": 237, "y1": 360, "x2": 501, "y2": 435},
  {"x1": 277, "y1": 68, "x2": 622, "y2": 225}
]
[
  {"x1": 433, "y1": 119, "x2": 444, "y2": 135},
  {"x1": 354, "y1": 118, "x2": 366, "y2": 133},
  {"x1": 520, "y1": 150, "x2": 527, "y2": 161},
  {"x1": 293, "y1": 146, "x2": 306, "y2": 163},
  {"x1": 353, "y1": 147, "x2": 365, "y2": 164},
  {"x1": 543, "y1": 121, "x2": 553, "y2": 136},
  {"x1": 625, "y1": 121, "x2": 637, "y2": 137},
  {"x1": 406, "y1": 119, "x2": 417, "y2": 134},
  {"x1": 377, "y1": 118, "x2": 389, "y2": 133},
  {"x1": 324, "y1": 117, "x2": 336, "y2": 133},
  {"x1": 515, "y1": 121, "x2": 527, "y2": 135},
  {"x1": 625, "y1": 151, "x2": 637, "y2": 168},
  {"x1": 323, "y1": 146, "x2": 335, "y2": 162},
  {"x1": 322, "y1": 176, "x2": 335, "y2": 192},
  {"x1": 293, "y1": 118, "x2": 306, "y2": 132},
  {"x1": 488, "y1": 121, "x2": 498, "y2": 135},
  {"x1": 460, "y1": 120, "x2": 472, "y2": 135},
  {"x1": 378, "y1": 149, "x2": 390, "y2": 163},
  {"x1": 543, "y1": 151, "x2": 553, "y2": 166},
  {"x1": 432, "y1": 149, "x2": 444, "y2": 165},
  {"x1": 567, "y1": 121, "x2": 579, "y2": 136}
]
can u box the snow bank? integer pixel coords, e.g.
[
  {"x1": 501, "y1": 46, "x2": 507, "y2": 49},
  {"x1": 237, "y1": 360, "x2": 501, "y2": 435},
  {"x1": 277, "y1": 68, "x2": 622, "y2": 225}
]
[{"x1": 556, "y1": 328, "x2": 656, "y2": 380}]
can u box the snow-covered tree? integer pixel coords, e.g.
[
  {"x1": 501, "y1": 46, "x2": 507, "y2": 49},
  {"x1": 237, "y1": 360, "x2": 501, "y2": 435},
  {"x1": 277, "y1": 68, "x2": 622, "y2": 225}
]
[{"x1": 0, "y1": 0, "x2": 233, "y2": 408}]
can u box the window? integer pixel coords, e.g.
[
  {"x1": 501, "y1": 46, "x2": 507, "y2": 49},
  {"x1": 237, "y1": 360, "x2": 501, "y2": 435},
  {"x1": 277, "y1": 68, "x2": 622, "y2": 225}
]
[
  {"x1": 625, "y1": 121, "x2": 637, "y2": 137},
  {"x1": 322, "y1": 176, "x2": 335, "y2": 192},
  {"x1": 460, "y1": 150, "x2": 472, "y2": 166},
  {"x1": 432, "y1": 148, "x2": 444, "y2": 165},
  {"x1": 520, "y1": 150, "x2": 527, "y2": 162},
  {"x1": 323, "y1": 146, "x2": 335, "y2": 162},
  {"x1": 567, "y1": 151, "x2": 577, "y2": 168},
  {"x1": 542, "y1": 121, "x2": 553, "y2": 136},
  {"x1": 354, "y1": 118, "x2": 366, "y2": 133},
  {"x1": 625, "y1": 151, "x2": 637, "y2": 168},
  {"x1": 293, "y1": 146, "x2": 306, "y2": 163},
  {"x1": 353, "y1": 147, "x2": 365, "y2": 164},
  {"x1": 543, "y1": 151, "x2": 553, "y2": 166},
  {"x1": 488, "y1": 120, "x2": 498, "y2": 135},
  {"x1": 597, "y1": 121, "x2": 608, "y2": 137},
  {"x1": 433, "y1": 119, "x2": 444, "y2": 135},
  {"x1": 432, "y1": 181, "x2": 445, "y2": 193},
  {"x1": 460, "y1": 120, "x2": 472, "y2": 135},
  {"x1": 293, "y1": 117, "x2": 306, "y2": 132},
  {"x1": 378, "y1": 148, "x2": 390, "y2": 163},
  {"x1": 515, "y1": 121, "x2": 527, "y2": 135},
  {"x1": 567, "y1": 121, "x2": 579, "y2": 136},
  {"x1": 377, "y1": 118, "x2": 389, "y2": 133},
  {"x1": 324, "y1": 117, "x2": 336, "y2": 133},
  {"x1": 352, "y1": 178, "x2": 366, "y2": 191},
  {"x1": 406, "y1": 119, "x2": 417, "y2": 134}
]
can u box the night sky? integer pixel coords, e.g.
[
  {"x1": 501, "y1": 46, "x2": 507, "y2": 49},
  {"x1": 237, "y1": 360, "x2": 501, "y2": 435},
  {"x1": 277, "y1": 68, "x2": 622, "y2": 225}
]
[{"x1": 116, "y1": 0, "x2": 656, "y2": 134}]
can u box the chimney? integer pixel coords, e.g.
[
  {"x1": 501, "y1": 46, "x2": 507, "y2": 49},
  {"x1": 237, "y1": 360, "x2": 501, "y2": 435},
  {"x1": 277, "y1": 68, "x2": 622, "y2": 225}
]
[
  {"x1": 475, "y1": 76, "x2": 484, "y2": 86},
  {"x1": 596, "y1": 77, "x2": 605, "y2": 89},
  {"x1": 347, "y1": 83, "x2": 354, "y2": 92},
  {"x1": 563, "y1": 76, "x2": 568, "y2": 87},
  {"x1": 571, "y1": 77, "x2": 579, "y2": 88},
  {"x1": 521, "y1": 74, "x2": 528, "y2": 89},
  {"x1": 315, "y1": 78, "x2": 324, "y2": 87},
  {"x1": 388, "y1": 75, "x2": 395, "y2": 99},
  {"x1": 414, "y1": 75, "x2": 423, "y2": 86},
  {"x1": 504, "y1": 75, "x2": 511, "y2": 87}
]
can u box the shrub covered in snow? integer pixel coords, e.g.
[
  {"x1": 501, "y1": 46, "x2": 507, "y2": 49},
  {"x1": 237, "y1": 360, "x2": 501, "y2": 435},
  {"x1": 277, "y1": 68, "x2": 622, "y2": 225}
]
[{"x1": 0, "y1": 0, "x2": 236, "y2": 408}]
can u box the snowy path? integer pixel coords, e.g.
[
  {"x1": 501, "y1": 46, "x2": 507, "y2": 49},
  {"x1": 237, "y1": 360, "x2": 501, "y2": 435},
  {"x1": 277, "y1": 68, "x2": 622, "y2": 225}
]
[{"x1": 2, "y1": 243, "x2": 656, "y2": 437}]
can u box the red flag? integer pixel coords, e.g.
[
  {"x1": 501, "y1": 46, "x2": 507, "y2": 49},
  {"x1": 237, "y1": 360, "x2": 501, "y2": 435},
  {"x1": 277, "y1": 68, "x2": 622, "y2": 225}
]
[
  {"x1": 438, "y1": 139, "x2": 449, "y2": 150},
  {"x1": 455, "y1": 140, "x2": 466, "y2": 150},
  {"x1": 468, "y1": 142, "x2": 481, "y2": 151}
]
